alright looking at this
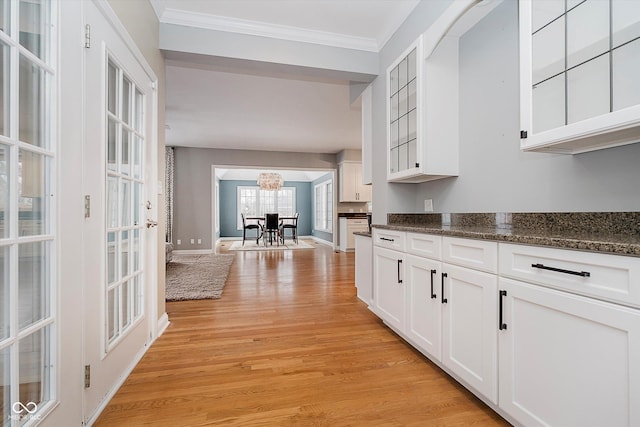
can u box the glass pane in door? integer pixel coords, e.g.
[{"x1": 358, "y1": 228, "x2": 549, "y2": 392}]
[
  {"x1": 18, "y1": 242, "x2": 49, "y2": 330},
  {"x1": 0, "y1": 41, "x2": 9, "y2": 137},
  {"x1": 612, "y1": 39, "x2": 640, "y2": 111},
  {"x1": 18, "y1": 326, "x2": 50, "y2": 409},
  {"x1": 531, "y1": 0, "x2": 564, "y2": 33},
  {"x1": 533, "y1": 73, "x2": 565, "y2": 133},
  {"x1": 0, "y1": 144, "x2": 7, "y2": 238},
  {"x1": 0, "y1": 246, "x2": 8, "y2": 340},
  {"x1": 532, "y1": 15, "x2": 564, "y2": 85},
  {"x1": 567, "y1": 55, "x2": 610, "y2": 124},
  {"x1": 566, "y1": 0, "x2": 609, "y2": 69},
  {"x1": 612, "y1": 0, "x2": 640, "y2": 48},
  {"x1": 19, "y1": 0, "x2": 50, "y2": 61},
  {"x1": 18, "y1": 149, "x2": 48, "y2": 237}
]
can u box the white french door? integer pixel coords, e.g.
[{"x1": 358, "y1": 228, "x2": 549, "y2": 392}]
[
  {"x1": 0, "y1": 0, "x2": 57, "y2": 425},
  {"x1": 82, "y1": 1, "x2": 157, "y2": 423}
]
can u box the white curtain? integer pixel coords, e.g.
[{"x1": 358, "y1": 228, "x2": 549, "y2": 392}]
[{"x1": 165, "y1": 147, "x2": 174, "y2": 243}]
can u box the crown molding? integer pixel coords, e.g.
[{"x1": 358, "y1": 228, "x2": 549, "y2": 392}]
[{"x1": 160, "y1": 8, "x2": 380, "y2": 52}]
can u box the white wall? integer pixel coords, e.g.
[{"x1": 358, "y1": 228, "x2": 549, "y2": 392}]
[{"x1": 371, "y1": 0, "x2": 640, "y2": 223}]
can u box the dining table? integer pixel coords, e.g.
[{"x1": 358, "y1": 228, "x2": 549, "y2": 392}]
[{"x1": 246, "y1": 215, "x2": 297, "y2": 245}]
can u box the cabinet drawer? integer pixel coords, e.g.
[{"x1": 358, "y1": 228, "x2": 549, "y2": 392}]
[
  {"x1": 443, "y1": 237, "x2": 497, "y2": 273},
  {"x1": 373, "y1": 228, "x2": 406, "y2": 251},
  {"x1": 406, "y1": 232, "x2": 441, "y2": 259},
  {"x1": 499, "y1": 243, "x2": 640, "y2": 307}
]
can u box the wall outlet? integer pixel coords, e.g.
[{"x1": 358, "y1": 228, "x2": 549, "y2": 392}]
[
  {"x1": 197, "y1": 239, "x2": 202, "y2": 244},
  {"x1": 190, "y1": 239, "x2": 195, "y2": 244},
  {"x1": 424, "y1": 199, "x2": 434, "y2": 212},
  {"x1": 177, "y1": 239, "x2": 181, "y2": 245}
]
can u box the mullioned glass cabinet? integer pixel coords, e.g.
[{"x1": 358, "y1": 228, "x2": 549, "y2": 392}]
[{"x1": 520, "y1": 0, "x2": 640, "y2": 153}]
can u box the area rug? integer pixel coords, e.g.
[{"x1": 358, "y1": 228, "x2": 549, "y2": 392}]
[
  {"x1": 226, "y1": 239, "x2": 316, "y2": 251},
  {"x1": 165, "y1": 253, "x2": 235, "y2": 301}
]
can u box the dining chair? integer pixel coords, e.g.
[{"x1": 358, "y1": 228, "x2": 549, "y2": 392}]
[
  {"x1": 263, "y1": 213, "x2": 281, "y2": 246},
  {"x1": 241, "y1": 213, "x2": 261, "y2": 246},
  {"x1": 280, "y1": 212, "x2": 299, "y2": 244}
]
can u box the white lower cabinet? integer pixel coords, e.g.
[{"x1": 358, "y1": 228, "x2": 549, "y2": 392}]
[
  {"x1": 405, "y1": 254, "x2": 442, "y2": 359},
  {"x1": 371, "y1": 229, "x2": 640, "y2": 426},
  {"x1": 499, "y1": 277, "x2": 640, "y2": 427},
  {"x1": 442, "y1": 263, "x2": 498, "y2": 404},
  {"x1": 373, "y1": 246, "x2": 406, "y2": 332},
  {"x1": 355, "y1": 235, "x2": 373, "y2": 305},
  {"x1": 374, "y1": 233, "x2": 499, "y2": 404}
]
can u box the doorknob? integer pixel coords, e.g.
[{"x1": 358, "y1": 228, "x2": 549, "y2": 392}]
[{"x1": 146, "y1": 219, "x2": 158, "y2": 228}]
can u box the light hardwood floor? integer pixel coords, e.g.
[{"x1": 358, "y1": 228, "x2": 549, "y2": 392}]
[{"x1": 95, "y1": 240, "x2": 510, "y2": 426}]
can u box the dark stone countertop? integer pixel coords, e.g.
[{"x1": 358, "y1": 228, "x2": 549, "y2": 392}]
[
  {"x1": 353, "y1": 231, "x2": 372, "y2": 238},
  {"x1": 372, "y1": 212, "x2": 640, "y2": 257}
]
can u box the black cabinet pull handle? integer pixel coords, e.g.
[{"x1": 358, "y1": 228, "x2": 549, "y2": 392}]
[
  {"x1": 531, "y1": 263, "x2": 590, "y2": 277},
  {"x1": 441, "y1": 272, "x2": 448, "y2": 304},
  {"x1": 380, "y1": 237, "x2": 395, "y2": 242},
  {"x1": 397, "y1": 259, "x2": 403, "y2": 284},
  {"x1": 499, "y1": 290, "x2": 507, "y2": 330},
  {"x1": 430, "y1": 269, "x2": 437, "y2": 299}
]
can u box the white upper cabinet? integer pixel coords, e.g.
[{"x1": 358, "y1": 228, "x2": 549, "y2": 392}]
[
  {"x1": 386, "y1": 0, "x2": 500, "y2": 183},
  {"x1": 520, "y1": 0, "x2": 640, "y2": 153}
]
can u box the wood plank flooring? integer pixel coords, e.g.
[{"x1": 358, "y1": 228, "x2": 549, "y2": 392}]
[{"x1": 95, "y1": 240, "x2": 511, "y2": 426}]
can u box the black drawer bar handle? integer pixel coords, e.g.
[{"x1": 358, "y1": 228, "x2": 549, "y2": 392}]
[
  {"x1": 499, "y1": 290, "x2": 507, "y2": 330},
  {"x1": 531, "y1": 263, "x2": 590, "y2": 277},
  {"x1": 441, "y1": 272, "x2": 448, "y2": 304},
  {"x1": 380, "y1": 237, "x2": 395, "y2": 242},
  {"x1": 397, "y1": 259, "x2": 403, "y2": 284},
  {"x1": 430, "y1": 269, "x2": 437, "y2": 299}
]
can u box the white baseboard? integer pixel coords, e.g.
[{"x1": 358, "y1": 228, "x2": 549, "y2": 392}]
[
  {"x1": 157, "y1": 312, "x2": 170, "y2": 337},
  {"x1": 84, "y1": 344, "x2": 149, "y2": 426},
  {"x1": 172, "y1": 249, "x2": 214, "y2": 255},
  {"x1": 308, "y1": 235, "x2": 333, "y2": 247}
]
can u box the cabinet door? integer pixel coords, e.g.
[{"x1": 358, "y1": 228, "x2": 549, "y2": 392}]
[
  {"x1": 373, "y1": 247, "x2": 406, "y2": 332},
  {"x1": 355, "y1": 163, "x2": 372, "y2": 202},
  {"x1": 441, "y1": 263, "x2": 498, "y2": 403},
  {"x1": 338, "y1": 163, "x2": 357, "y2": 202},
  {"x1": 406, "y1": 254, "x2": 442, "y2": 360},
  {"x1": 520, "y1": 0, "x2": 640, "y2": 153},
  {"x1": 499, "y1": 277, "x2": 640, "y2": 427}
]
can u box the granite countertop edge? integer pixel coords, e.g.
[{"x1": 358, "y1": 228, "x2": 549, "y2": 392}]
[
  {"x1": 353, "y1": 231, "x2": 372, "y2": 237},
  {"x1": 372, "y1": 224, "x2": 640, "y2": 257}
]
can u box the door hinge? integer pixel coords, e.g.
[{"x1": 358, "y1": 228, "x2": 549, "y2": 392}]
[
  {"x1": 520, "y1": 130, "x2": 528, "y2": 139},
  {"x1": 84, "y1": 195, "x2": 91, "y2": 218},
  {"x1": 84, "y1": 365, "x2": 91, "y2": 388},
  {"x1": 84, "y1": 24, "x2": 91, "y2": 48}
]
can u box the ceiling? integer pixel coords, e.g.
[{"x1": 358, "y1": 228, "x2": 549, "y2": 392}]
[{"x1": 152, "y1": 0, "x2": 421, "y2": 153}]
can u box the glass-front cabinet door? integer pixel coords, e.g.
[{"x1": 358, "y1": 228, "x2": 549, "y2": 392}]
[
  {"x1": 520, "y1": 0, "x2": 640, "y2": 153},
  {"x1": 388, "y1": 37, "x2": 420, "y2": 180}
]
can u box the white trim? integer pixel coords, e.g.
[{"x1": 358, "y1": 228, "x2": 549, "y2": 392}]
[
  {"x1": 160, "y1": 8, "x2": 379, "y2": 52},
  {"x1": 309, "y1": 235, "x2": 334, "y2": 247},
  {"x1": 156, "y1": 313, "x2": 170, "y2": 337},
  {"x1": 83, "y1": 344, "x2": 150, "y2": 427},
  {"x1": 93, "y1": 0, "x2": 158, "y2": 82},
  {"x1": 173, "y1": 249, "x2": 215, "y2": 255}
]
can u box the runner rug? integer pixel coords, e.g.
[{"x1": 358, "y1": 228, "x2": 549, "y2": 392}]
[{"x1": 165, "y1": 253, "x2": 235, "y2": 301}]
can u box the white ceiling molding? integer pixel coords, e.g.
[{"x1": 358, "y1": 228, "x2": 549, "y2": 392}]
[{"x1": 160, "y1": 8, "x2": 380, "y2": 52}]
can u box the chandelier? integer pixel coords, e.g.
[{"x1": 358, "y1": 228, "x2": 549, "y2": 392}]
[{"x1": 257, "y1": 172, "x2": 284, "y2": 191}]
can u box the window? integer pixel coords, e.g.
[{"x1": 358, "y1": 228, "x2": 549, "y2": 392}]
[
  {"x1": 105, "y1": 56, "x2": 145, "y2": 348},
  {"x1": 1, "y1": 0, "x2": 56, "y2": 422},
  {"x1": 314, "y1": 181, "x2": 332, "y2": 232},
  {"x1": 236, "y1": 186, "x2": 296, "y2": 229}
]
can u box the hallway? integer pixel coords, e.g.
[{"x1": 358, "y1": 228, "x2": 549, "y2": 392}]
[{"x1": 95, "y1": 242, "x2": 509, "y2": 426}]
